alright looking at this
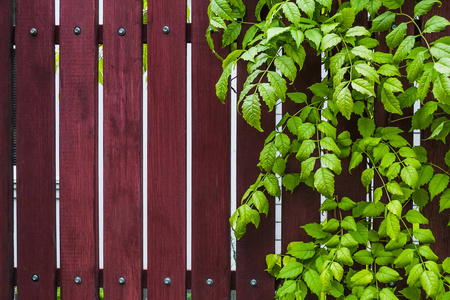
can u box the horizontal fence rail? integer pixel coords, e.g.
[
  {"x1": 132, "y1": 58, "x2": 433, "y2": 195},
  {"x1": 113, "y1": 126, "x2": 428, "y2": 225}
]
[{"x1": 1, "y1": 0, "x2": 450, "y2": 299}]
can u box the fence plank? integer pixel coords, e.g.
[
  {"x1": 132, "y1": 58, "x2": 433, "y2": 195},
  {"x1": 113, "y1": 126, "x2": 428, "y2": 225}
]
[
  {"x1": 235, "y1": 0, "x2": 276, "y2": 298},
  {"x1": 0, "y1": 1, "x2": 14, "y2": 299},
  {"x1": 191, "y1": 0, "x2": 231, "y2": 298},
  {"x1": 103, "y1": 1, "x2": 143, "y2": 299},
  {"x1": 15, "y1": 0, "x2": 56, "y2": 298},
  {"x1": 59, "y1": 0, "x2": 99, "y2": 298},
  {"x1": 147, "y1": 2, "x2": 187, "y2": 299}
]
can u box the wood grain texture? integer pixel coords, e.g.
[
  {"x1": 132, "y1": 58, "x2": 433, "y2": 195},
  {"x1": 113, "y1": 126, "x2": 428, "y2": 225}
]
[
  {"x1": 0, "y1": 1, "x2": 14, "y2": 299},
  {"x1": 147, "y1": 1, "x2": 187, "y2": 299},
  {"x1": 103, "y1": 0, "x2": 143, "y2": 298},
  {"x1": 235, "y1": 0, "x2": 275, "y2": 298},
  {"x1": 15, "y1": 0, "x2": 56, "y2": 298},
  {"x1": 282, "y1": 44, "x2": 322, "y2": 251},
  {"x1": 191, "y1": 0, "x2": 231, "y2": 297},
  {"x1": 420, "y1": 1, "x2": 450, "y2": 262},
  {"x1": 59, "y1": 0, "x2": 99, "y2": 298}
]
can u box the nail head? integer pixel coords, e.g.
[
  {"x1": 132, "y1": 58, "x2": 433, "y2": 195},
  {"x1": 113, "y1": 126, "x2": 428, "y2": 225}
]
[
  {"x1": 73, "y1": 26, "x2": 81, "y2": 35},
  {"x1": 30, "y1": 28, "x2": 37, "y2": 36},
  {"x1": 31, "y1": 274, "x2": 39, "y2": 282},
  {"x1": 206, "y1": 278, "x2": 214, "y2": 286},
  {"x1": 74, "y1": 276, "x2": 82, "y2": 285},
  {"x1": 162, "y1": 26, "x2": 170, "y2": 34},
  {"x1": 118, "y1": 277, "x2": 126, "y2": 285},
  {"x1": 164, "y1": 277, "x2": 172, "y2": 285},
  {"x1": 118, "y1": 27, "x2": 126, "y2": 36},
  {"x1": 250, "y1": 279, "x2": 257, "y2": 286}
]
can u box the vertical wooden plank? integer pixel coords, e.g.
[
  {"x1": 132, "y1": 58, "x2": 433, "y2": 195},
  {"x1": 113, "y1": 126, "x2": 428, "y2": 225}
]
[
  {"x1": 235, "y1": 1, "x2": 275, "y2": 298},
  {"x1": 0, "y1": 0, "x2": 14, "y2": 298},
  {"x1": 59, "y1": 0, "x2": 99, "y2": 298},
  {"x1": 191, "y1": 0, "x2": 231, "y2": 298},
  {"x1": 421, "y1": 1, "x2": 450, "y2": 262},
  {"x1": 103, "y1": 0, "x2": 143, "y2": 299},
  {"x1": 282, "y1": 45, "x2": 322, "y2": 250},
  {"x1": 147, "y1": 1, "x2": 187, "y2": 299},
  {"x1": 15, "y1": 0, "x2": 56, "y2": 298}
]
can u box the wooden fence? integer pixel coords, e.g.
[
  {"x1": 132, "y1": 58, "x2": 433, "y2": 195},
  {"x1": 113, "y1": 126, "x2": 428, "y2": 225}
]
[{"x1": 1, "y1": 0, "x2": 450, "y2": 299}]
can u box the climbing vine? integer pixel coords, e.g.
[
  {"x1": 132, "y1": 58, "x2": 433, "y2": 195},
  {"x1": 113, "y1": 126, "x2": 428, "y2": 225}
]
[{"x1": 208, "y1": 0, "x2": 450, "y2": 299}]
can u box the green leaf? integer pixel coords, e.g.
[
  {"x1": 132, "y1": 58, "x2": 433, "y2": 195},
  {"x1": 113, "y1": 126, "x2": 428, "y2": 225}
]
[
  {"x1": 401, "y1": 166, "x2": 419, "y2": 188},
  {"x1": 350, "y1": 0, "x2": 369, "y2": 12},
  {"x1": 417, "y1": 67, "x2": 433, "y2": 101},
  {"x1": 380, "y1": 88, "x2": 402, "y2": 115},
  {"x1": 383, "y1": 78, "x2": 404, "y2": 93},
  {"x1": 283, "y1": 173, "x2": 301, "y2": 192},
  {"x1": 407, "y1": 51, "x2": 426, "y2": 83},
  {"x1": 412, "y1": 101, "x2": 437, "y2": 129},
  {"x1": 316, "y1": 0, "x2": 332, "y2": 10},
  {"x1": 314, "y1": 167, "x2": 335, "y2": 199},
  {"x1": 429, "y1": 173, "x2": 449, "y2": 200},
  {"x1": 321, "y1": 153, "x2": 341, "y2": 175},
  {"x1": 338, "y1": 197, "x2": 356, "y2": 210},
  {"x1": 297, "y1": 139, "x2": 316, "y2": 161},
  {"x1": 352, "y1": 78, "x2": 375, "y2": 96},
  {"x1": 353, "y1": 250, "x2": 374, "y2": 265},
  {"x1": 287, "y1": 241, "x2": 316, "y2": 259},
  {"x1": 376, "y1": 266, "x2": 402, "y2": 283},
  {"x1": 266, "y1": 27, "x2": 290, "y2": 42},
  {"x1": 349, "y1": 151, "x2": 363, "y2": 172},
  {"x1": 258, "y1": 83, "x2": 277, "y2": 111},
  {"x1": 371, "y1": 11, "x2": 396, "y2": 32},
  {"x1": 282, "y1": 2, "x2": 301, "y2": 26},
  {"x1": 321, "y1": 33, "x2": 342, "y2": 51},
  {"x1": 430, "y1": 43, "x2": 450, "y2": 60},
  {"x1": 222, "y1": 22, "x2": 242, "y2": 47},
  {"x1": 358, "y1": 117, "x2": 375, "y2": 138},
  {"x1": 275, "y1": 133, "x2": 291, "y2": 156},
  {"x1": 361, "y1": 168, "x2": 374, "y2": 189},
  {"x1": 335, "y1": 85, "x2": 353, "y2": 119},
  {"x1": 386, "y1": 212, "x2": 400, "y2": 241},
  {"x1": 420, "y1": 271, "x2": 440, "y2": 298},
  {"x1": 415, "y1": 0, "x2": 441, "y2": 17},
  {"x1": 215, "y1": 63, "x2": 232, "y2": 103},
  {"x1": 210, "y1": 0, "x2": 234, "y2": 20},
  {"x1": 275, "y1": 56, "x2": 297, "y2": 82},
  {"x1": 267, "y1": 71, "x2": 287, "y2": 101},
  {"x1": 424, "y1": 15, "x2": 450, "y2": 33},
  {"x1": 278, "y1": 261, "x2": 303, "y2": 279},
  {"x1": 336, "y1": 247, "x2": 353, "y2": 266},
  {"x1": 394, "y1": 249, "x2": 415, "y2": 268},
  {"x1": 301, "y1": 157, "x2": 316, "y2": 181},
  {"x1": 386, "y1": 22, "x2": 407, "y2": 49},
  {"x1": 393, "y1": 36, "x2": 415, "y2": 63},
  {"x1": 351, "y1": 269, "x2": 373, "y2": 286},
  {"x1": 305, "y1": 28, "x2": 322, "y2": 50},
  {"x1": 363, "y1": 201, "x2": 385, "y2": 217},
  {"x1": 407, "y1": 264, "x2": 424, "y2": 286},
  {"x1": 301, "y1": 222, "x2": 328, "y2": 239},
  {"x1": 387, "y1": 181, "x2": 404, "y2": 196},
  {"x1": 304, "y1": 269, "x2": 322, "y2": 296},
  {"x1": 297, "y1": 0, "x2": 315, "y2": 19},
  {"x1": 330, "y1": 262, "x2": 344, "y2": 281},
  {"x1": 320, "y1": 137, "x2": 341, "y2": 155},
  {"x1": 380, "y1": 288, "x2": 399, "y2": 300},
  {"x1": 322, "y1": 217, "x2": 339, "y2": 231},
  {"x1": 259, "y1": 142, "x2": 277, "y2": 172},
  {"x1": 440, "y1": 189, "x2": 450, "y2": 212},
  {"x1": 263, "y1": 174, "x2": 280, "y2": 198},
  {"x1": 414, "y1": 228, "x2": 435, "y2": 244},
  {"x1": 378, "y1": 64, "x2": 401, "y2": 77},
  {"x1": 342, "y1": 216, "x2": 357, "y2": 231},
  {"x1": 419, "y1": 245, "x2": 438, "y2": 261},
  {"x1": 252, "y1": 191, "x2": 269, "y2": 215},
  {"x1": 275, "y1": 279, "x2": 296, "y2": 297},
  {"x1": 351, "y1": 45, "x2": 373, "y2": 60},
  {"x1": 284, "y1": 43, "x2": 306, "y2": 68},
  {"x1": 242, "y1": 93, "x2": 262, "y2": 131},
  {"x1": 242, "y1": 25, "x2": 258, "y2": 49},
  {"x1": 346, "y1": 26, "x2": 371, "y2": 37},
  {"x1": 382, "y1": 0, "x2": 404, "y2": 9},
  {"x1": 355, "y1": 63, "x2": 380, "y2": 83},
  {"x1": 405, "y1": 209, "x2": 429, "y2": 224},
  {"x1": 435, "y1": 58, "x2": 450, "y2": 76},
  {"x1": 387, "y1": 200, "x2": 402, "y2": 218}
]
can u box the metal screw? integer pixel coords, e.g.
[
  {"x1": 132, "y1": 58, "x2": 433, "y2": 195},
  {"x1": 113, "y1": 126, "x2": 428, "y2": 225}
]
[
  {"x1": 118, "y1": 277, "x2": 126, "y2": 285},
  {"x1": 30, "y1": 28, "x2": 37, "y2": 36},
  {"x1": 73, "y1": 26, "x2": 81, "y2": 35},
  {"x1": 206, "y1": 278, "x2": 214, "y2": 286},
  {"x1": 117, "y1": 27, "x2": 126, "y2": 36},
  {"x1": 31, "y1": 274, "x2": 39, "y2": 282},
  {"x1": 164, "y1": 277, "x2": 172, "y2": 285},
  {"x1": 250, "y1": 279, "x2": 257, "y2": 287},
  {"x1": 389, "y1": 281, "x2": 396, "y2": 287},
  {"x1": 391, "y1": 24, "x2": 397, "y2": 30},
  {"x1": 74, "y1": 276, "x2": 82, "y2": 285},
  {"x1": 162, "y1": 26, "x2": 170, "y2": 34}
]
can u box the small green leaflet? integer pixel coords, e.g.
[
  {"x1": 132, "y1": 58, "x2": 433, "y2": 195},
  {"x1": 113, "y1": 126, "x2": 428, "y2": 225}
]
[
  {"x1": 316, "y1": 0, "x2": 332, "y2": 10},
  {"x1": 287, "y1": 241, "x2": 315, "y2": 259},
  {"x1": 350, "y1": 269, "x2": 373, "y2": 286},
  {"x1": 210, "y1": 0, "x2": 234, "y2": 21},
  {"x1": 305, "y1": 28, "x2": 323, "y2": 50},
  {"x1": 297, "y1": 0, "x2": 315, "y2": 19},
  {"x1": 394, "y1": 249, "x2": 415, "y2": 268},
  {"x1": 417, "y1": 67, "x2": 433, "y2": 101},
  {"x1": 386, "y1": 212, "x2": 400, "y2": 241},
  {"x1": 304, "y1": 269, "x2": 322, "y2": 296},
  {"x1": 283, "y1": 173, "x2": 301, "y2": 192},
  {"x1": 297, "y1": 139, "x2": 315, "y2": 161},
  {"x1": 353, "y1": 250, "x2": 374, "y2": 265},
  {"x1": 346, "y1": 26, "x2": 371, "y2": 37},
  {"x1": 335, "y1": 85, "x2": 353, "y2": 120},
  {"x1": 277, "y1": 261, "x2": 303, "y2": 279},
  {"x1": 379, "y1": 288, "x2": 400, "y2": 300},
  {"x1": 314, "y1": 167, "x2": 335, "y2": 199},
  {"x1": 358, "y1": 117, "x2": 375, "y2": 138},
  {"x1": 284, "y1": 43, "x2": 306, "y2": 69},
  {"x1": 415, "y1": 0, "x2": 441, "y2": 17},
  {"x1": 371, "y1": 11, "x2": 396, "y2": 32},
  {"x1": 352, "y1": 78, "x2": 375, "y2": 96},
  {"x1": 407, "y1": 264, "x2": 424, "y2": 286},
  {"x1": 336, "y1": 247, "x2": 354, "y2": 266},
  {"x1": 431, "y1": 43, "x2": 450, "y2": 60},
  {"x1": 321, "y1": 153, "x2": 341, "y2": 174},
  {"x1": 414, "y1": 228, "x2": 435, "y2": 244},
  {"x1": 393, "y1": 36, "x2": 415, "y2": 63},
  {"x1": 361, "y1": 168, "x2": 374, "y2": 188},
  {"x1": 350, "y1": 0, "x2": 369, "y2": 13},
  {"x1": 301, "y1": 222, "x2": 328, "y2": 239},
  {"x1": 274, "y1": 56, "x2": 297, "y2": 82},
  {"x1": 386, "y1": 22, "x2": 407, "y2": 49},
  {"x1": 400, "y1": 165, "x2": 419, "y2": 187},
  {"x1": 407, "y1": 51, "x2": 425, "y2": 83},
  {"x1": 258, "y1": 83, "x2": 277, "y2": 111},
  {"x1": 378, "y1": 64, "x2": 401, "y2": 77},
  {"x1": 222, "y1": 22, "x2": 242, "y2": 47},
  {"x1": 355, "y1": 63, "x2": 380, "y2": 83},
  {"x1": 321, "y1": 33, "x2": 342, "y2": 52},
  {"x1": 275, "y1": 280, "x2": 296, "y2": 297},
  {"x1": 420, "y1": 271, "x2": 440, "y2": 298},
  {"x1": 376, "y1": 266, "x2": 402, "y2": 283},
  {"x1": 267, "y1": 27, "x2": 291, "y2": 42},
  {"x1": 267, "y1": 71, "x2": 287, "y2": 101},
  {"x1": 405, "y1": 209, "x2": 429, "y2": 224},
  {"x1": 352, "y1": 46, "x2": 373, "y2": 60},
  {"x1": 259, "y1": 142, "x2": 276, "y2": 172},
  {"x1": 429, "y1": 173, "x2": 449, "y2": 200},
  {"x1": 383, "y1": 0, "x2": 404, "y2": 9},
  {"x1": 424, "y1": 16, "x2": 450, "y2": 33},
  {"x1": 251, "y1": 191, "x2": 269, "y2": 215},
  {"x1": 282, "y1": 2, "x2": 301, "y2": 27},
  {"x1": 215, "y1": 63, "x2": 232, "y2": 103},
  {"x1": 440, "y1": 189, "x2": 450, "y2": 212},
  {"x1": 242, "y1": 93, "x2": 262, "y2": 132},
  {"x1": 381, "y1": 88, "x2": 402, "y2": 115},
  {"x1": 435, "y1": 58, "x2": 450, "y2": 76}
]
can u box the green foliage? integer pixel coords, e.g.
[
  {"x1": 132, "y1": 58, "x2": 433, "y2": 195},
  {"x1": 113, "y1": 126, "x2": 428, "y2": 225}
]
[{"x1": 208, "y1": 0, "x2": 450, "y2": 299}]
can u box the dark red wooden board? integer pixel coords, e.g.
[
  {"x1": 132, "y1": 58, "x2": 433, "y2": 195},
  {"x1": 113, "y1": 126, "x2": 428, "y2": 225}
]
[
  {"x1": 147, "y1": 1, "x2": 187, "y2": 299},
  {"x1": 421, "y1": 1, "x2": 450, "y2": 262},
  {"x1": 282, "y1": 45, "x2": 322, "y2": 251},
  {"x1": 15, "y1": 0, "x2": 56, "y2": 299},
  {"x1": 0, "y1": 1, "x2": 14, "y2": 299},
  {"x1": 59, "y1": 0, "x2": 99, "y2": 298},
  {"x1": 191, "y1": 0, "x2": 231, "y2": 298},
  {"x1": 103, "y1": 1, "x2": 143, "y2": 299},
  {"x1": 235, "y1": 0, "x2": 275, "y2": 298}
]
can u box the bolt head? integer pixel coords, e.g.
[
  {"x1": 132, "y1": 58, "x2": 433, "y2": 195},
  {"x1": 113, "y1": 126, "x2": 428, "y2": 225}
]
[
  {"x1": 391, "y1": 24, "x2": 397, "y2": 29},
  {"x1": 206, "y1": 278, "x2": 214, "y2": 286},
  {"x1": 164, "y1": 277, "x2": 172, "y2": 285},
  {"x1": 31, "y1": 274, "x2": 39, "y2": 282},
  {"x1": 74, "y1": 276, "x2": 82, "y2": 284},
  {"x1": 250, "y1": 279, "x2": 258, "y2": 286},
  {"x1": 162, "y1": 26, "x2": 170, "y2": 34},
  {"x1": 73, "y1": 26, "x2": 81, "y2": 35},
  {"x1": 118, "y1": 277, "x2": 126, "y2": 285},
  {"x1": 117, "y1": 27, "x2": 126, "y2": 36},
  {"x1": 30, "y1": 28, "x2": 37, "y2": 36}
]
